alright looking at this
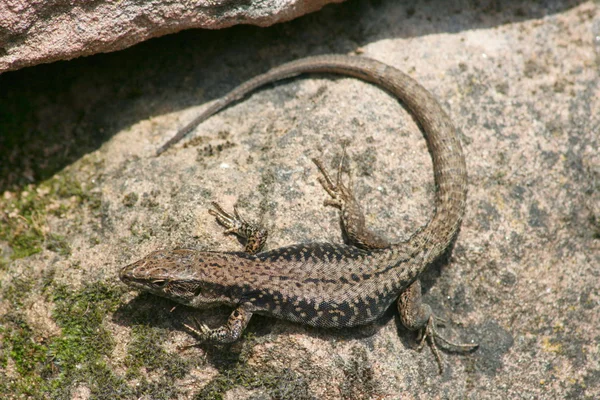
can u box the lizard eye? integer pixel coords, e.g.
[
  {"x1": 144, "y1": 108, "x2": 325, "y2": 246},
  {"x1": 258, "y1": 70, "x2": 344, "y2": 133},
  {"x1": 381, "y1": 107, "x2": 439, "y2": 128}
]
[
  {"x1": 152, "y1": 279, "x2": 167, "y2": 288},
  {"x1": 193, "y1": 286, "x2": 202, "y2": 297}
]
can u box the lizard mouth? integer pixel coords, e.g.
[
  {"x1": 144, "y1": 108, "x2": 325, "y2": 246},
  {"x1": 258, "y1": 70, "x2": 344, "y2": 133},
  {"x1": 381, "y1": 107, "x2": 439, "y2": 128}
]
[
  {"x1": 119, "y1": 261, "x2": 139, "y2": 283},
  {"x1": 119, "y1": 259, "x2": 154, "y2": 286}
]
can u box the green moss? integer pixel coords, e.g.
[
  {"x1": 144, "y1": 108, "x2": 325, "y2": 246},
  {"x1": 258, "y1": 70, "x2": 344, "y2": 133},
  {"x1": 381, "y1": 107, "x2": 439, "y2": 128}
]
[
  {"x1": 119, "y1": 324, "x2": 193, "y2": 399},
  {"x1": 82, "y1": 362, "x2": 134, "y2": 400},
  {"x1": 0, "y1": 281, "x2": 133, "y2": 399},
  {"x1": 589, "y1": 214, "x2": 600, "y2": 239},
  {"x1": 0, "y1": 169, "x2": 99, "y2": 260},
  {"x1": 0, "y1": 187, "x2": 46, "y2": 259},
  {"x1": 1, "y1": 269, "x2": 319, "y2": 399},
  {"x1": 4, "y1": 316, "x2": 50, "y2": 376},
  {"x1": 0, "y1": 257, "x2": 8, "y2": 271},
  {"x1": 126, "y1": 325, "x2": 191, "y2": 379},
  {"x1": 3, "y1": 276, "x2": 36, "y2": 307},
  {"x1": 195, "y1": 362, "x2": 312, "y2": 400},
  {"x1": 50, "y1": 173, "x2": 85, "y2": 200},
  {"x1": 48, "y1": 282, "x2": 126, "y2": 398},
  {"x1": 45, "y1": 233, "x2": 71, "y2": 256},
  {"x1": 9, "y1": 230, "x2": 44, "y2": 259},
  {"x1": 0, "y1": 313, "x2": 52, "y2": 397}
]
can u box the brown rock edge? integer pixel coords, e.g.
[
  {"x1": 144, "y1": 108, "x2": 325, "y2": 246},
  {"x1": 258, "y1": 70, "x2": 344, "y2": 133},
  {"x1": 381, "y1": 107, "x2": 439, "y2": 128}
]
[{"x1": 0, "y1": 0, "x2": 344, "y2": 73}]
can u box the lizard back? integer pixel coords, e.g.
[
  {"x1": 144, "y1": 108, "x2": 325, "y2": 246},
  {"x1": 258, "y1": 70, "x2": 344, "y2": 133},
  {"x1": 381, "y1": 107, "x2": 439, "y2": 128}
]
[
  {"x1": 121, "y1": 243, "x2": 416, "y2": 328},
  {"x1": 121, "y1": 54, "x2": 468, "y2": 331}
]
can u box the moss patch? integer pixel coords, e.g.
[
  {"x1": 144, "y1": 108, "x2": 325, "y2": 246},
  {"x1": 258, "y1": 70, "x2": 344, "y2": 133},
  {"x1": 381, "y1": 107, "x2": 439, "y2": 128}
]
[
  {"x1": 0, "y1": 167, "x2": 100, "y2": 261},
  {"x1": 0, "y1": 281, "x2": 132, "y2": 399},
  {"x1": 195, "y1": 363, "x2": 313, "y2": 400},
  {"x1": 193, "y1": 340, "x2": 314, "y2": 400},
  {"x1": 0, "y1": 315, "x2": 52, "y2": 397},
  {"x1": 49, "y1": 282, "x2": 129, "y2": 398},
  {"x1": 124, "y1": 324, "x2": 192, "y2": 397}
]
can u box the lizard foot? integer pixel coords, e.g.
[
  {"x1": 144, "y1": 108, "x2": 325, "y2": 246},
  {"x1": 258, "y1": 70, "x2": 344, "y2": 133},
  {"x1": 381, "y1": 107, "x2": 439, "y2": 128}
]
[
  {"x1": 417, "y1": 315, "x2": 479, "y2": 374},
  {"x1": 312, "y1": 152, "x2": 390, "y2": 250},
  {"x1": 181, "y1": 307, "x2": 253, "y2": 346},
  {"x1": 209, "y1": 201, "x2": 268, "y2": 254},
  {"x1": 311, "y1": 151, "x2": 354, "y2": 210},
  {"x1": 177, "y1": 317, "x2": 212, "y2": 350}
]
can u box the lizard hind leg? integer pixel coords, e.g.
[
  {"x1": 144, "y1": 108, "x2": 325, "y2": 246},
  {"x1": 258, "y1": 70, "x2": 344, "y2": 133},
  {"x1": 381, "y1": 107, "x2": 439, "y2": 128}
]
[
  {"x1": 209, "y1": 201, "x2": 268, "y2": 254},
  {"x1": 312, "y1": 153, "x2": 390, "y2": 250},
  {"x1": 397, "y1": 280, "x2": 478, "y2": 373}
]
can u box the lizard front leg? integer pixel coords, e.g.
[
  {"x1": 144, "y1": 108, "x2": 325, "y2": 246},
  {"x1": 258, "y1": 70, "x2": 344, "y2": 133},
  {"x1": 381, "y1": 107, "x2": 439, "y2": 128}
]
[
  {"x1": 182, "y1": 202, "x2": 266, "y2": 345},
  {"x1": 209, "y1": 201, "x2": 268, "y2": 254},
  {"x1": 184, "y1": 305, "x2": 253, "y2": 344}
]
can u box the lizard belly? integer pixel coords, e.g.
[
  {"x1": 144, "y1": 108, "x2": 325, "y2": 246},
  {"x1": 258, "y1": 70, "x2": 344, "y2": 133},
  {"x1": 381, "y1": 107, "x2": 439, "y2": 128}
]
[{"x1": 245, "y1": 284, "x2": 399, "y2": 328}]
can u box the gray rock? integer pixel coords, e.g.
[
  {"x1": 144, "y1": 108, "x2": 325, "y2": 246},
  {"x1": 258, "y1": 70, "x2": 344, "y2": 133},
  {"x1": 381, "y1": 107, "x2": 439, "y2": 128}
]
[
  {"x1": 0, "y1": 0, "x2": 598, "y2": 398},
  {"x1": 0, "y1": 0, "x2": 344, "y2": 73}
]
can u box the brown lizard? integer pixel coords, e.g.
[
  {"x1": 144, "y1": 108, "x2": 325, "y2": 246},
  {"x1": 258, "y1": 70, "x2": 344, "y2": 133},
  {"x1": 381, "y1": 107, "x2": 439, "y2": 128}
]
[{"x1": 120, "y1": 54, "x2": 477, "y2": 372}]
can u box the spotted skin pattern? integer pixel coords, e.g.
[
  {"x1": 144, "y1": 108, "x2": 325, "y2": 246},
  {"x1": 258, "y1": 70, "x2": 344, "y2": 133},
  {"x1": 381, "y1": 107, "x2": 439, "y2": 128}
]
[{"x1": 120, "y1": 55, "x2": 477, "y2": 372}]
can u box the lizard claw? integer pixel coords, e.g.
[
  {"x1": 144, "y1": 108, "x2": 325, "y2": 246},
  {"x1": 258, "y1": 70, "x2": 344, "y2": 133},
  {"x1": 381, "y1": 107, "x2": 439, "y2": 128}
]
[
  {"x1": 312, "y1": 154, "x2": 355, "y2": 209},
  {"x1": 208, "y1": 202, "x2": 268, "y2": 254},
  {"x1": 183, "y1": 317, "x2": 212, "y2": 341},
  {"x1": 178, "y1": 318, "x2": 213, "y2": 351},
  {"x1": 209, "y1": 202, "x2": 246, "y2": 235},
  {"x1": 417, "y1": 316, "x2": 478, "y2": 374}
]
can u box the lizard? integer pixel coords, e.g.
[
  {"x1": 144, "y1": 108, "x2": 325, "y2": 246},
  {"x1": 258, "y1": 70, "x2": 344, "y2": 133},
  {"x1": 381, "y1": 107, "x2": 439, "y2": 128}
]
[{"x1": 120, "y1": 54, "x2": 477, "y2": 372}]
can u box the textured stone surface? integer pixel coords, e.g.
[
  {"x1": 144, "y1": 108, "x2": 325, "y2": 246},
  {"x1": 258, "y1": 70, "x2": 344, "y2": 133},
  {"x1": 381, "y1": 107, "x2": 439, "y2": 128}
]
[
  {"x1": 0, "y1": 0, "x2": 343, "y2": 73},
  {"x1": 0, "y1": 0, "x2": 598, "y2": 398}
]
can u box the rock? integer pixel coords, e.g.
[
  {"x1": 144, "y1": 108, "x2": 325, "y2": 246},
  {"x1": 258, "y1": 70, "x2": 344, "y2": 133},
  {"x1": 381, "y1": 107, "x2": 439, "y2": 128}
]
[
  {"x1": 1, "y1": 0, "x2": 599, "y2": 398},
  {"x1": 0, "y1": 0, "x2": 344, "y2": 73}
]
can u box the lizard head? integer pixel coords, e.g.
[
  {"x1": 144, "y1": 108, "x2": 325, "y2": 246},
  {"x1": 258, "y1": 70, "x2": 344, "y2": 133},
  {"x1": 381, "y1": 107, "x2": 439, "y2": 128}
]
[{"x1": 120, "y1": 248, "x2": 234, "y2": 308}]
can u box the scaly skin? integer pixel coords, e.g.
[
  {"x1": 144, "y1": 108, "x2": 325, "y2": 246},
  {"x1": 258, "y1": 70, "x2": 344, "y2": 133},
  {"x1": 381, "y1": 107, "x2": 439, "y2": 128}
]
[{"x1": 120, "y1": 55, "x2": 476, "y2": 372}]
